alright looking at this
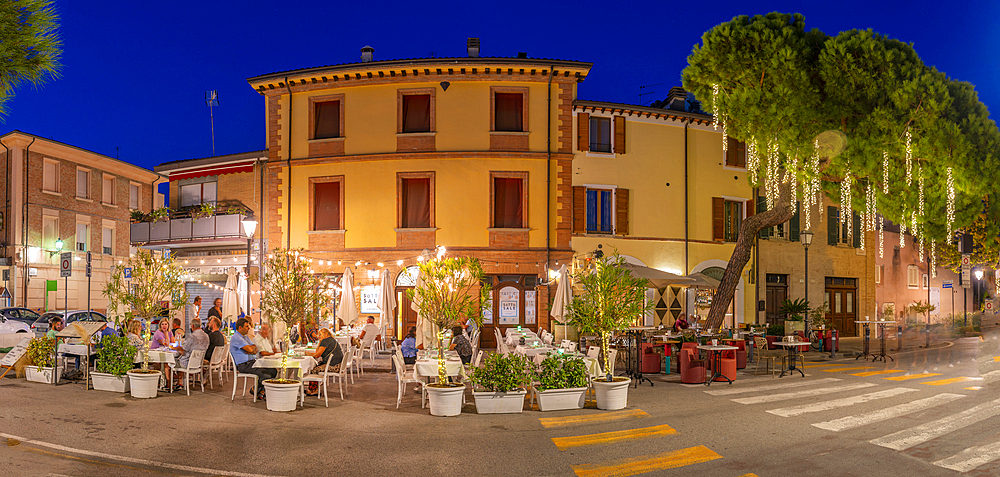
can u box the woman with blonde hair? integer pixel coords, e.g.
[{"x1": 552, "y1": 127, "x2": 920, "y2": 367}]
[
  {"x1": 126, "y1": 321, "x2": 143, "y2": 348},
  {"x1": 305, "y1": 328, "x2": 343, "y2": 396}
]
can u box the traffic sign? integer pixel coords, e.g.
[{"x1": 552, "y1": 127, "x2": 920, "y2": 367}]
[
  {"x1": 987, "y1": 301, "x2": 994, "y2": 311},
  {"x1": 124, "y1": 267, "x2": 132, "y2": 279},
  {"x1": 942, "y1": 280, "x2": 953, "y2": 289},
  {"x1": 59, "y1": 252, "x2": 72, "y2": 278},
  {"x1": 962, "y1": 254, "x2": 972, "y2": 267}
]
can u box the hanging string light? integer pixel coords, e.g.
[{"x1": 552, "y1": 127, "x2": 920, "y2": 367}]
[
  {"x1": 840, "y1": 165, "x2": 852, "y2": 238},
  {"x1": 882, "y1": 150, "x2": 890, "y2": 195},
  {"x1": 946, "y1": 166, "x2": 956, "y2": 240},
  {"x1": 812, "y1": 139, "x2": 821, "y2": 225},
  {"x1": 905, "y1": 130, "x2": 913, "y2": 186},
  {"x1": 917, "y1": 167, "x2": 925, "y2": 257},
  {"x1": 712, "y1": 84, "x2": 720, "y2": 131},
  {"x1": 878, "y1": 215, "x2": 885, "y2": 259},
  {"x1": 747, "y1": 138, "x2": 759, "y2": 185},
  {"x1": 930, "y1": 239, "x2": 937, "y2": 278},
  {"x1": 900, "y1": 218, "x2": 906, "y2": 249}
]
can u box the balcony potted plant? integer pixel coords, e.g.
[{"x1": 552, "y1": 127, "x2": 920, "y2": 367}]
[
  {"x1": 407, "y1": 255, "x2": 491, "y2": 417},
  {"x1": 566, "y1": 253, "x2": 652, "y2": 410},
  {"x1": 25, "y1": 337, "x2": 56, "y2": 384},
  {"x1": 469, "y1": 352, "x2": 532, "y2": 414},
  {"x1": 259, "y1": 248, "x2": 335, "y2": 412},
  {"x1": 533, "y1": 352, "x2": 589, "y2": 411},
  {"x1": 92, "y1": 334, "x2": 138, "y2": 392},
  {"x1": 104, "y1": 249, "x2": 189, "y2": 399}
]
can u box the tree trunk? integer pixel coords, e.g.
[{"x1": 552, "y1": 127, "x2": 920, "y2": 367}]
[{"x1": 704, "y1": 194, "x2": 794, "y2": 331}]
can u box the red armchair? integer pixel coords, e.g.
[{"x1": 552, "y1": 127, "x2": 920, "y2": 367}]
[{"x1": 679, "y1": 343, "x2": 706, "y2": 384}]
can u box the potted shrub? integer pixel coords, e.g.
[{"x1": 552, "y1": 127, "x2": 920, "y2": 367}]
[
  {"x1": 407, "y1": 255, "x2": 491, "y2": 417},
  {"x1": 566, "y1": 253, "x2": 652, "y2": 410},
  {"x1": 259, "y1": 248, "x2": 335, "y2": 411},
  {"x1": 25, "y1": 337, "x2": 56, "y2": 384},
  {"x1": 780, "y1": 298, "x2": 808, "y2": 336},
  {"x1": 765, "y1": 324, "x2": 783, "y2": 349},
  {"x1": 533, "y1": 352, "x2": 588, "y2": 411},
  {"x1": 470, "y1": 352, "x2": 532, "y2": 414},
  {"x1": 104, "y1": 249, "x2": 189, "y2": 399},
  {"x1": 92, "y1": 334, "x2": 137, "y2": 392}
]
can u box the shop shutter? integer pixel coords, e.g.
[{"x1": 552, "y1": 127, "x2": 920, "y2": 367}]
[
  {"x1": 852, "y1": 211, "x2": 862, "y2": 248},
  {"x1": 184, "y1": 280, "x2": 226, "y2": 329},
  {"x1": 614, "y1": 116, "x2": 626, "y2": 154},
  {"x1": 577, "y1": 113, "x2": 589, "y2": 152},
  {"x1": 827, "y1": 206, "x2": 839, "y2": 245},
  {"x1": 615, "y1": 188, "x2": 629, "y2": 236},
  {"x1": 789, "y1": 202, "x2": 801, "y2": 242},
  {"x1": 712, "y1": 197, "x2": 725, "y2": 242},
  {"x1": 572, "y1": 186, "x2": 586, "y2": 233}
]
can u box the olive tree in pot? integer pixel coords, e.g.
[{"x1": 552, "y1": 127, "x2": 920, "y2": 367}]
[
  {"x1": 533, "y1": 353, "x2": 589, "y2": 411},
  {"x1": 406, "y1": 256, "x2": 490, "y2": 417},
  {"x1": 103, "y1": 249, "x2": 189, "y2": 399},
  {"x1": 92, "y1": 335, "x2": 138, "y2": 392},
  {"x1": 25, "y1": 337, "x2": 56, "y2": 384},
  {"x1": 258, "y1": 248, "x2": 334, "y2": 412},
  {"x1": 566, "y1": 253, "x2": 652, "y2": 410},
  {"x1": 469, "y1": 353, "x2": 533, "y2": 414}
]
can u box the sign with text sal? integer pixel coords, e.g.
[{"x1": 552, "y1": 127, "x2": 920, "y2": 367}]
[{"x1": 498, "y1": 286, "x2": 520, "y2": 325}]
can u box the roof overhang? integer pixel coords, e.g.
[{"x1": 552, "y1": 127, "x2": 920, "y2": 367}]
[{"x1": 573, "y1": 100, "x2": 715, "y2": 126}]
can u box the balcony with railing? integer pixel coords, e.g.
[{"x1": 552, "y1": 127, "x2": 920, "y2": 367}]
[{"x1": 130, "y1": 201, "x2": 254, "y2": 248}]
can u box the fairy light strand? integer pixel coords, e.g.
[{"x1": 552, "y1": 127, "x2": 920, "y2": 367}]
[
  {"x1": 946, "y1": 166, "x2": 956, "y2": 240},
  {"x1": 905, "y1": 130, "x2": 913, "y2": 186}
]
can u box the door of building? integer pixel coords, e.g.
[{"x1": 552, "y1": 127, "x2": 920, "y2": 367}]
[
  {"x1": 396, "y1": 287, "x2": 416, "y2": 341},
  {"x1": 765, "y1": 274, "x2": 788, "y2": 325},
  {"x1": 825, "y1": 277, "x2": 858, "y2": 336},
  {"x1": 480, "y1": 275, "x2": 538, "y2": 349}
]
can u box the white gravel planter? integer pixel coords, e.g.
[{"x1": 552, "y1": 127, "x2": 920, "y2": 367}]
[
  {"x1": 25, "y1": 366, "x2": 55, "y2": 384},
  {"x1": 534, "y1": 386, "x2": 587, "y2": 411},
  {"x1": 426, "y1": 383, "x2": 466, "y2": 416},
  {"x1": 473, "y1": 390, "x2": 526, "y2": 414},
  {"x1": 127, "y1": 370, "x2": 160, "y2": 398},
  {"x1": 263, "y1": 380, "x2": 301, "y2": 412},
  {"x1": 92, "y1": 372, "x2": 130, "y2": 393},
  {"x1": 593, "y1": 377, "x2": 631, "y2": 410}
]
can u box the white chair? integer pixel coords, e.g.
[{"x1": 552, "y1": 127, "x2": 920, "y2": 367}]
[
  {"x1": 392, "y1": 354, "x2": 424, "y2": 409},
  {"x1": 301, "y1": 354, "x2": 333, "y2": 407},
  {"x1": 494, "y1": 328, "x2": 504, "y2": 351},
  {"x1": 230, "y1": 353, "x2": 258, "y2": 402},
  {"x1": 359, "y1": 333, "x2": 378, "y2": 366},
  {"x1": 352, "y1": 344, "x2": 366, "y2": 377},
  {"x1": 586, "y1": 346, "x2": 601, "y2": 358},
  {"x1": 204, "y1": 341, "x2": 227, "y2": 389},
  {"x1": 171, "y1": 349, "x2": 206, "y2": 396},
  {"x1": 332, "y1": 349, "x2": 353, "y2": 399},
  {"x1": 472, "y1": 349, "x2": 484, "y2": 368}
]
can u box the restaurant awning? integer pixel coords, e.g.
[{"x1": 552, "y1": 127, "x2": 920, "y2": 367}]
[
  {"x1": 682, "y1": 272, "x2": 721, "y2": 289},
  {"x1": 622, "y1": 263, "x2": 695, "y2": 288}
]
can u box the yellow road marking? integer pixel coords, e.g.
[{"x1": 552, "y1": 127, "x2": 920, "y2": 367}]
[
  {"x1": 922, "y1": 377, "x2": 973, "y2": 386},
  {"x1": 538, "y1": 409, "x2": 651, "y2": 428},
  {"x1": 822, "y1": 367, "x2": 873, "y2": 372},
  {"x1": 551, "y1": 424, "x2": 677, "y2": 450},
  {"x1": 884, "y1": 373, "x2": 942, "y2": 381},
  {"x1": 852, "y1": 370, "x2": 905, "y2": 377},
  {"x1": 738, "y1": 474, "x2": 761, "y2": 477},
  {"x1": 993, "y1": 356, "x2": 1000, "y2": 362},
  {"x1": 965, "y1": 386, "x2": 983, "y2": 391},
  {"x1": 572, "y1": 445, "x2": 723, "y2": 477},
  {"x1": 801, "y1": 363, "x2": 846, "y2": 368}
]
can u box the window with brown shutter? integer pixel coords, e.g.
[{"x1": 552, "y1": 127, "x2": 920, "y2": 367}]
[
  {"x1": 493, "y1": 176, "x2": 525, "y2": 228},
  {"x1": 725, "y1": 138, "x2": 746, "y2": 168},
  {"x1": 401, "y1": 177, "x2": 432, "y2": 228},
  {"x1": 312, "y1": 178, "x2": 343, "y2": 230},
  {"x1": 572, "y1": 186, "x2": 586, "y2": 234},
  {"x1": 494, "y1": 93, "x2": 524, "y2": 132},
  {"x1": 577, "y1": 113, "x2": 589, "y2": 152},
  {"x1": 590, "y1": 117, "x2": 612, "y2": 153},
  {"x1": 615, "y1": 188, "x2": 629, "y2": 236},
  {"x1": 314, "y1": 100, "x2": 341, "y2": 139},
  {"x1": 401, "y1": 94, "x2": 431, "y2": 133},
  {"x1": 614, "y1": 116, "x2": 626, "y2": 154},
  {"x1": 712, "y1": 197, "x2": 725, "y2": 241}
]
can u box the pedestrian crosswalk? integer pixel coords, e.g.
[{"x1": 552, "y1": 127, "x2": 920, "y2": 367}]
[{"x1": 703, "y1": 362, "x2": 999, "y2": 473}]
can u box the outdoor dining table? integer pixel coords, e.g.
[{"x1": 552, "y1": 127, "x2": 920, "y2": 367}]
[
  {"x1": 869, "y1": 320, "x2": 896, "y2": 362},
  {"x1": 135, "y1": 348, "x2": 177, "y2": 392},
  {"x1": 774, "y1": 341, "x2": 807, "y2": 377},
  {"x1": 697, "y1": 344, "x2": 738, "y2": 386},
  {"x1": 253, "y1": 355, "x2": 317, "y2": 379},
  {"x1": 414, "y1": 357, "x2": 464, "y2": 382},
  {"x1": 514, "y1": 345, "x2": 553, "y2": 358},
  {"x1": 854, "y1": 320, "x2": 877, "y2": 361}
]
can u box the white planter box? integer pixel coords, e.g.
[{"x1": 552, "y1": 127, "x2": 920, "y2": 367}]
[
  {"x1": 25, "y1": 366, "x2": 55, "y2": 384},
  {"x1": 92, "y1": 372, "x2": 130, "y2": 393},
  {"x1": 593, "y1": 378, "x2": 631, "y2": 410},
  {"x1": 426, "y1": 384, "x2": 465, "y2": 416},
  {"x1": 263, "y1": 380, "x2": 301, "y2": 412},
  {"x1": 473, "y1": 390, "x2": 526, "y2": 414},
  {"x1": 534, "y1": 386, "x2": 587, "y2": 411},
  {"x1": 127, "y1": 370, "x2": 161, "y2": 398}
]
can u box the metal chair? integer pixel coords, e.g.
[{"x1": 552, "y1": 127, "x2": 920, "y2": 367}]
[{"x1": 753, "y1": 337, "x2": 776, "y2": 376}]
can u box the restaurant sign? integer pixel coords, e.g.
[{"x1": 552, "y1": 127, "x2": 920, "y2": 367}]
[
  {"x1": 498, "y1": 286, "x2": 519, "y2": 325},
  {"x1": 360, "y1": 285, "x2": 380, "y2": 314},
  {"x1": 525, "y1": 290, "x2": 536, "y2": 324}
]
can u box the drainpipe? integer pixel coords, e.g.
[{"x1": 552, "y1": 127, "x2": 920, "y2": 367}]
[
  {"x1": 684, "y1": 119, "x2": 689, "y2": 275},
  {"x1": 1, "y1": 139, "x2": 9, "y2": 305},
  {"x1": 546, "y1": 66, "x2": 553, "y2": 329},
  {"x1": 754, "y1": 186, "x2": 759, "y2": 325},
  {"x1": 22, "y1": 137, "x2": 35, "y2": 308},
  {"x1": 284, "y1": 78, "x2": 293, "y2": 251}
]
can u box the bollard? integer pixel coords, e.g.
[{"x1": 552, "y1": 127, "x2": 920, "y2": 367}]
[
  {"x1": 897, "y1": 325, "x2": 903, "y2": 352},
  {"x1": 829, "y1": 330, "x2": 836, "y2": 358},
  {"x1": 925, "y1": 324, "x2": 931, "y2": 348}
]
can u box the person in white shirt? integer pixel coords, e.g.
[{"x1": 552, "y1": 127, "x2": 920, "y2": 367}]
[
  {"x1": 358, "y1": 316, "x2": 381, "y2": 344},
  {"x1": 185, "y1": 296, "x2": 202, "y2": 331},
  {"x1": 252, "y1": 323, "x2": 276, "y2": 357}
]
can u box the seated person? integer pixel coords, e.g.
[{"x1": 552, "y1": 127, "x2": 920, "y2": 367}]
[
  {"x1": 448, "y1": 326, "x2": 473, "y2": 365},
  {"x1": 358, "y1": 316, "x2": 381, "y2": 346},
  {"x1": 171, "y1": 318, "x2": 183, "y2": 335},
  {"x1": 252, "y1": 323, "x2": 277, "y2": 357},
  {"x1": 46, "y1": 317, "x2": 64, "y2": 340},
  {"x1": 204, "y1": 317, "x2": 226, "y2": 363},
  {"x1": 400, "y1": 326, "x2": 417, "y2": 365},
  {"x1": 126, "y1": 321, "x2": 144, "y2": 349},
  {"x1": 306, "y1": 328, "x2": 344, "y2": 396},
  {"x1": 171, "y1": 318, "x2": 210, "y2": 387},
  {"x1": 231, "y1": 318, "x2": 275, "y2": 400},
  {"x1": 151, "y1": 319, "x2": 173, "y2": 349},
  {"x1": 672, "y1": 313, "x2": 690, "y2": 332}
]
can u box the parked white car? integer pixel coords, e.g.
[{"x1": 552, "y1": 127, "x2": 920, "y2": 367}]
[{"x1": 0, "y1": 314, "x2": 32, "y2": 334}]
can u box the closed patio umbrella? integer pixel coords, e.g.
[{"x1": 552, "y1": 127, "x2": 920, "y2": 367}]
[
  {"x1": 549, "y1": 264, "x2": 572, "y2": 342},
  {"x1": 237, "y1": 270, "x2": 249, "y2": 319},
  {"x1": 338, "y1": 267, "x2": 358, "y2": 328},
  {"x1": 221, "y1": 267, "x2": 240, "y2": 329},
  {"x1": 377, "y1": 268, "x2": 396, "y2": 341},
  {"x1": 412, "y1": 271, "x2": 438, "y2": 349}
]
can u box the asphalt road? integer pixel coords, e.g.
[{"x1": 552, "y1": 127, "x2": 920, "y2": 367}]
[{"x1": 2, "y1": 334, "x2": 997, "y2": 477}]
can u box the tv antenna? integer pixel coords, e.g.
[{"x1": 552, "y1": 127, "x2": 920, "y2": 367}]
[
  {"x1": 639, "y1": 83, "x2": 663, "y2": 106},
  {"x1": 206, "y1": 90, "x2": 219, "y2": 156}
]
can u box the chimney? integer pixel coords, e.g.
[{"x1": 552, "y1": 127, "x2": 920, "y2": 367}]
[
  {"x1": 467, "y1": 38, "x2": 480, "y2": 58},
  {"x1": 517, "y1": 52, "x2": 528, "y2": 59},
  {"x1": 665, "y1": 87, "x2": 687, "y2": 111},
  {"x1": 360, "y1": 45, "x2": 374, "y2": 63}
]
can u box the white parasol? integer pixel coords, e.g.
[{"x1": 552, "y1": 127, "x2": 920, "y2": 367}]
[
  {"x1": 338, "y1": 267, "x2": 358, "y2": 328},
  {"x1": 549, "y1": 264, "x2": 572, "y2": 342},
  {"x1": 221, "y1": 267, "x2": 240, "y2": 328},
  {"x1": 237, "y1": 270, "x2": 249, "y2": 319},
  {"x1": 377, "y1": 268, "x2": 396, "y2": 341},
  {"x1": 412, "y1": 270, "x2": 438, "y2": 349}
]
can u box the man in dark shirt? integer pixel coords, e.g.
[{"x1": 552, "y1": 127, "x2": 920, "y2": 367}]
[{"x1": 204, "y1": 316, "x2": 226, "y2": 363}]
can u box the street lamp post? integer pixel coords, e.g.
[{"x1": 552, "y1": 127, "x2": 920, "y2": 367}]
[
  {"x1": 800, "y1": 229, "x2": 813, "y2": 335},
  {"x1": 241, "y1": 214, "x2": 258, "y2": 324}
]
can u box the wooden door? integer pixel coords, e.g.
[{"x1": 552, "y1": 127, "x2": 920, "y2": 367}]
[
  {"x1": 766, "y1": 286, "x2": 787, "y2": 325},
  {"x1": 396, "y1": 287, "x2": 416, "y2": 341},
  {"x1": 825, "y1": 287, "x2": 857, "y2": 336}
]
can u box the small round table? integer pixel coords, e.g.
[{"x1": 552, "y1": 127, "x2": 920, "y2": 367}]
[
  {"x1": 870, "y1": 320, "x2": 896, "y2": 362},
  {"x1": 854, "y1": 321, "x2": 875, "y2": 361},
  {"x1": 774, "y1": 341, "x2": 807, "y2": 377},
  {"x1": 696, "y1": 344, "x2": 738, "y2": 386}
]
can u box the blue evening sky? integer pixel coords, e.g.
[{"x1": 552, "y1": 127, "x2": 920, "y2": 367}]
[{"x1": 5, "y1": 0, "x2": 998, "y2": 170}]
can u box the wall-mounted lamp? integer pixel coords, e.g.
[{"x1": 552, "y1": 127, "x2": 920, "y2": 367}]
[{"x1": 48, "y1": 238, "x2": 64, "y2": 257}]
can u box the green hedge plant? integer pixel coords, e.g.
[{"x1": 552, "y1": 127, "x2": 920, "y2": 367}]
[
  {"x1": 469, "y1": 352, "x2": 533, "y2": 393},
  {"x1": 535, "y1": 353, "x2": 587, "y2": 391},
  {"x1": 96, "y1": 335, "x2": 137, "y2": 378}
]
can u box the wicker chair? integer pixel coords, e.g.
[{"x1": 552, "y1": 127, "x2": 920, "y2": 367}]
[{"x1": 753, "y1": 337, "x2": 777, "y2": 377}]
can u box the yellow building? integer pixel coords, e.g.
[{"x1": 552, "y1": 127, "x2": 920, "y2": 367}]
[
  {"x1": 247, "y1": 43, "x2": 591, "y2": 346},
  {"x1": 570, "y1": 89, "x2": 755, "y2": 329}
]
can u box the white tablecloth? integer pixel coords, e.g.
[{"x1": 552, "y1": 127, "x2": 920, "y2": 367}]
[
  {"x1": 515, "y1": 345, "x2": 553, "y2": 357},
  {"x1": 415, "y1": 358, "x2": 463, "y2": 378},
  {"x1": 506, "y1": 334, "x2": 541, "y2": 346},
  {"x1": 136, "y1": 349, "x2": 177, "y2": 365},
  {"x1": 253, "y1": 355, "x2": 317, "y2": 377}
]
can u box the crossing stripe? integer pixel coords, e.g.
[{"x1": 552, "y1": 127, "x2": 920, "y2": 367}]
[
  {"x1": 965, "y1": 386, "x2": 983, "y2": 391},
  {"x1": 883, "y1": 373, "x2": 941, "y2": 381},
  {"x1": 871, "y1": 397, "x2": 1000, "y2": 450},
  {"x1": 933, "y1": 441, "x2": 1000, "y2": 473},
  {"x1": 538, "y1": 409, "x2": 650, "y2": 428},
  {"x1": 732, "y1": 383, "x2": 875, "y2": 405},
  {"x1": 551, "y1": 424, "x2": 676, "y2": 450},
  {"x1": 922, "y1": 377, "x2": 973, "y2": 386},
  {"x1": 571, "y1": 445, "x2": 722, "y2": 477},
  {"x1": 812, "y1": 393, "x2": 966, "y2": 432},
  {"x1": 993, "y1": 356, "x2": 1000, "y2": 362},
  {"x1": 767, "y1": 388, "x2": 918, "y2": 417},
  {"x1": 802, "y1": 363, "x2": 849, "y2": 368},
  {"x1": 822, "y1": 367, "x2": 873, "y2": 372},
  {"x1": 852, "y1": 370, "x2": 904, "y2": 377},
  {"x1": 737, "y1": 474, "x2": 760, "y2": 477},
  {"x1": 704, "y1": 377, "x2": 842, "y2": 396}
]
